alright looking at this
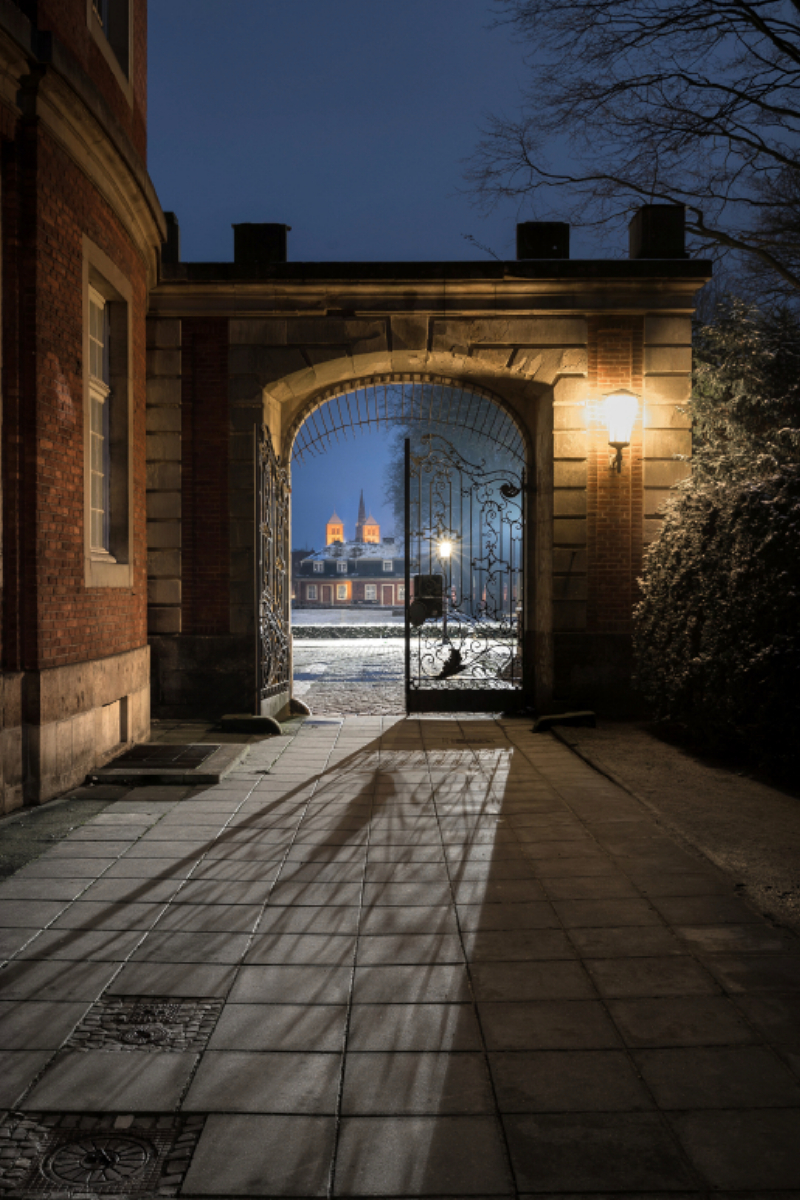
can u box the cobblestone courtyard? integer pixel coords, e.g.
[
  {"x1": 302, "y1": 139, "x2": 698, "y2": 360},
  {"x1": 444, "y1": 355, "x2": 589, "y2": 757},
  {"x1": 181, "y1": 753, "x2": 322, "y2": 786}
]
[{"x1": 293, "y1": 639, "x2": 405, "y2": 716}]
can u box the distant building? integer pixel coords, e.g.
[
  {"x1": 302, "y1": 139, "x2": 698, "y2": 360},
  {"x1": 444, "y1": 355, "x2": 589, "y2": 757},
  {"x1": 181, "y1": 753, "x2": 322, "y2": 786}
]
[{"x1": 294, "y1": 495, "x2": 405, "y2": 608}]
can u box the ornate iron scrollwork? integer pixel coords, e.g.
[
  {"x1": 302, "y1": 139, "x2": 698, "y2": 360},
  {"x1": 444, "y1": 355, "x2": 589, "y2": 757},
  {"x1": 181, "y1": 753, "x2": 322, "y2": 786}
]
[
  {"x1": 256, "y1": 431, "x2": 291, "y2": 706},
  {"x1": 405, "y1": 435, "x2": 526, "y2": 712}
]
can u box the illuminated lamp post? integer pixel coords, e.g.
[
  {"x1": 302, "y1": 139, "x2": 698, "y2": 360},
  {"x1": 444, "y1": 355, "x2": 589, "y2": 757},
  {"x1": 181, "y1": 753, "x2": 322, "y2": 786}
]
[{"x1": 602, "y1": 389, "x2": 639, "y2": 474}]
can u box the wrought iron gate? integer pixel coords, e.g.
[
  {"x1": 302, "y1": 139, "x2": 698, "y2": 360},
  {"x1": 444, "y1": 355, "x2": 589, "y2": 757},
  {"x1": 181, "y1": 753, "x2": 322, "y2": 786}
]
[
  {"x1": 404, "y1": 435, "x2": 525, "y2": 713},
  {"x1": 255, "y1": 429, "x2": 291, "y2": 713}
]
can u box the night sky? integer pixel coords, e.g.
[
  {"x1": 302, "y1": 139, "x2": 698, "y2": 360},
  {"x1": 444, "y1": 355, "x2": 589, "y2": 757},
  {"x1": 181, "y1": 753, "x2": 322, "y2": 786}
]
[{"x1": 147, "y1": 2, "x2": 604, "y2": 549}]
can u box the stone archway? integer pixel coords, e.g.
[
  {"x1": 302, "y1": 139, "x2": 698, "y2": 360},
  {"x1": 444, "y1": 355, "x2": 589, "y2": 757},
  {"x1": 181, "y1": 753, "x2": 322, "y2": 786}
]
[{"x1": 257, "y1": 359, "x2": 554, "y2": 720}]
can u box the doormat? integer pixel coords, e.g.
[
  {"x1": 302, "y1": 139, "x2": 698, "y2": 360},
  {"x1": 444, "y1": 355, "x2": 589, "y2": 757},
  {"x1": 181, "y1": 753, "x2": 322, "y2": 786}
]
[{"x1": 87, "y1": 743, "x2": 247, "y2": 785}]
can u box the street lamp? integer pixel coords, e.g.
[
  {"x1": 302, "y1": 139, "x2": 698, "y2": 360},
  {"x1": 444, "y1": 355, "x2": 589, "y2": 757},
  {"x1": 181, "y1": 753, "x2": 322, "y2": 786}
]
[
  {"x1": 437, "y1": 539, "x2": 453, "y2": 559},
  {"x1": 602, "y1": 389, "x2": 639, "y2": 473}
]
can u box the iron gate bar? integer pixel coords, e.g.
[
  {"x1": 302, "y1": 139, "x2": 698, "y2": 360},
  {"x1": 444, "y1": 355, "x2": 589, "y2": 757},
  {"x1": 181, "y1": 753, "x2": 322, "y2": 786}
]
[{"x1": 255, "y1": 429, "x2": 291, "y2": 712}]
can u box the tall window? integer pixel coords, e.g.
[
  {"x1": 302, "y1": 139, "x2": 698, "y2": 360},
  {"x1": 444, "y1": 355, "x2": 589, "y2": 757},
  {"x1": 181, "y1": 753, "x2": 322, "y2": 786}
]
[
  {"x1": 89, "y1": 0, "x2": 131, "y2": 84},
  {"x1": 83, "y1": 237, "x2": 132, "y2": 588},
  {"x1": 365, "y1": 584, "x2": 377, "y2": 600},
  {"x1": 88, "y1": 287, "x2": 111, "y2": 555},
  {"x1": 307, "y1": 584, "x2": 317, "y2": 600},
  {"x1": 313, "y1": 561, "x2": 323, "y2": 573}
]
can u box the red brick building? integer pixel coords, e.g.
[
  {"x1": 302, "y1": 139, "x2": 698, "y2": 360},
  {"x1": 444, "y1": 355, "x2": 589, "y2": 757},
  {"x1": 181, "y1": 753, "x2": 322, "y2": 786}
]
[{"x1": 0, "y1": 0, "x2": 165, "y2": 810}]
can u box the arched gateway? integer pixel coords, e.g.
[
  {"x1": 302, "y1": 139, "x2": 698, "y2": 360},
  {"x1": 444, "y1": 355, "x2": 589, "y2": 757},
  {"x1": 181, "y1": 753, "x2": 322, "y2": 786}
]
[
  {"x1": 258, "y1": 378, "x2": 529, "y2": 715},
  {"x1": 145, "y1": 215, "x2": 709, "y2": 719}
]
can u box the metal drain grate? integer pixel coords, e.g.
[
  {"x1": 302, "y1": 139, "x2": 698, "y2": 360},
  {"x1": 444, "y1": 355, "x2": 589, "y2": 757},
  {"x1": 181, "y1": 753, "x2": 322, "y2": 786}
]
[
  {"x1": 66, "y1": 997, "x2": 223, "y2": 1053},
  {"x1": 0, "y1": 1113, "x2": 205, "y2": 1198}
]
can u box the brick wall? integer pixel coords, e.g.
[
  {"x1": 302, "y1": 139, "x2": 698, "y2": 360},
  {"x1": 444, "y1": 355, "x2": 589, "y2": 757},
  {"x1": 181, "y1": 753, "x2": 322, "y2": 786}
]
[
  {"x1": 180, "y1": 319, "x2": 230, "y2": 635},
  {"x1": 35, "y1": 0, "x2": 147, "y2": 159},
  {"x1": 586, "y1": 317, "x2": 645, "y2": 634},
  {"x1": 2, "y1": 122, "x2": 148, "y2": 673}
]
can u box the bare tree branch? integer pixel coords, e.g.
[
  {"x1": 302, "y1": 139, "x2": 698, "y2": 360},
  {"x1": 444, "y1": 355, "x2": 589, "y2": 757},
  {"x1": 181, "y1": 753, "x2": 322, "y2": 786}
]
[{"x1": 468, "y1": 0, "x2": 800, "y2": 297}]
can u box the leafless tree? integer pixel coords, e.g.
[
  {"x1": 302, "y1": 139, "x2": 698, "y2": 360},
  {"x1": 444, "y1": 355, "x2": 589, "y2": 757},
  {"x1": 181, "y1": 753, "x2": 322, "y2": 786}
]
[{"x1": 468, "y1": 1, "x2": 800, "y2": 299}]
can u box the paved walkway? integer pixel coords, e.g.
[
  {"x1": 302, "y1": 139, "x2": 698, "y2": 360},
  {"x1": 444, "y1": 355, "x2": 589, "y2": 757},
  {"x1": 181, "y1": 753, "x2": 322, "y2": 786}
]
[{"x1": 1, "y1": 717, "x2": 800, "y2": 1197}]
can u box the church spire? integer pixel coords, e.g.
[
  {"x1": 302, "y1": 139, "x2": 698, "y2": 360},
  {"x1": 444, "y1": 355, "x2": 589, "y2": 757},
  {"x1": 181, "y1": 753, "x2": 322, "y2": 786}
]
[{"x1": 355, "y1": 490, "x2": 367, "y2": 542}]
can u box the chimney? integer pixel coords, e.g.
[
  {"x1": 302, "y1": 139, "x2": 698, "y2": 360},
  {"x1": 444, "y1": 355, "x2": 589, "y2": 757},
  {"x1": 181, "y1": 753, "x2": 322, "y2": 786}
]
[
  {"x1": 516, "y1": 221, "x2": 570, "y2": 260},
  {"x1": 629, "y1": 205, "x2": 686, "y2": 259},
  {"x1": 232, "y1": 223, "x2": 291, "y2": 269},
  {"x1": 161, "y1": 212, "x2": 181, "y2": 265}
]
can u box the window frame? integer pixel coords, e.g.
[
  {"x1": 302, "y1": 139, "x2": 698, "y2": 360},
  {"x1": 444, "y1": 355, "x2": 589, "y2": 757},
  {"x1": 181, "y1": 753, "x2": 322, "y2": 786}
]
[
  {"x1": 336, "y1": 583, "x2": 347, "y2": 601},
  {"x1": 313, "y1": 561, "x2": 324, "y2": 573},
  {"x1": 83, "y1": 237, "x2": 133, "y2": 588},
  {"x1": 87, "y1": 0, "x2": 134, "y2": 105},
  {"x1": 382, "y1": 560, "x2": 393, "y2": 572},
  {"x1": 336, "y1": 561, "x2": 348, "y2": 574},
  {"x1": 365, "y1": 584, "x2": 377, "y2": 601},
  {"x1": 307, "y1": 584, "x2": 317, "y2": 600}
]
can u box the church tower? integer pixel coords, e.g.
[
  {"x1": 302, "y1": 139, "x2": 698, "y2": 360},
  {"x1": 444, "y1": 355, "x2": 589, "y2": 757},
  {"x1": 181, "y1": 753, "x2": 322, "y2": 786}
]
[
  {"x1": 355, "y1": 490, "x2": 380, "y2": 543},
  {"x1": 326, "y1": 511, "x2": 344, "y2": 545}
]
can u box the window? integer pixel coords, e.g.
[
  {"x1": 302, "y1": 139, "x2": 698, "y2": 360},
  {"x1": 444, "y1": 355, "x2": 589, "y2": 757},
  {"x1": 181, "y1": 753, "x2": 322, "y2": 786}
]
[
  {"x1": 398, "y1": 586, "x2": 405, "y2": 600},
  {"x1": 83, "y1": 237, "x2": 132, "y2": 587},
  {"x1": 336, "y1": 584, "x2": 347, "y2": 600},
  {"x1": 88, "y1": 0, "x2": 132, "y2": 99},
  {"x1": 88, "y1": 287, "x2": 111, "y2": 554},
  {"x1": 313, "y1": 561, "x2": 323, "y2": 573},
  {"x1": 307, "y1": 584, "x2": 317, "y2": 600},
  {"x1": 337, "y1": 561, "x2": 347, "y2": 574},
  {"x1": 383, "y1": 560, "x2": 393, "y2": 572},
  {"x1": 365, "y1": 584, "x2": 377, "y2": 600}
]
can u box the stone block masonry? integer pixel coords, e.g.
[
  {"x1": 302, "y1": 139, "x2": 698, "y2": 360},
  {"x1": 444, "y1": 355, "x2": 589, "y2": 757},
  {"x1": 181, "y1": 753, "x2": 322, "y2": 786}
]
[{"x1": 147, "y1": 319, "x2": 182, "y2": 636}]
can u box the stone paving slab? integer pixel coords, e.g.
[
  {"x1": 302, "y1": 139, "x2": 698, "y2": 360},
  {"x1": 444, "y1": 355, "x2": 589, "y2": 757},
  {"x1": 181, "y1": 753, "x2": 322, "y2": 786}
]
[{"x1": 1, "y1": 715, "x2": 800, "y2": 1197}]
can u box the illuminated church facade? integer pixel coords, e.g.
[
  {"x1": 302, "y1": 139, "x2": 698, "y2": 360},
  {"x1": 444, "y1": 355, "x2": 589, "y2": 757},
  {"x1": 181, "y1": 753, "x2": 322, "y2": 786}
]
[{"x1": 295, "y1": 492, "x2": 405, "y2": 608}]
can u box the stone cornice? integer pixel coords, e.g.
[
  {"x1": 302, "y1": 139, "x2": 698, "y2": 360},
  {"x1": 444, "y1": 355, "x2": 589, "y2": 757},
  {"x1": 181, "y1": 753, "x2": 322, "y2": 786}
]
[
  {"x1": 0, "y1": 0, "x2": 166, "y2": 286},
  {"x1": 150, "y1": 267, "x2": 711, "y2": 320}
]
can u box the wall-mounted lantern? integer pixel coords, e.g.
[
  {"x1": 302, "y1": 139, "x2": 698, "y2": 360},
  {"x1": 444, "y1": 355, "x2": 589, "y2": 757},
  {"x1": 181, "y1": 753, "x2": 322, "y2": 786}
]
[{"x1": 602, "y1": 389, "x2": 639, "y2": 473}]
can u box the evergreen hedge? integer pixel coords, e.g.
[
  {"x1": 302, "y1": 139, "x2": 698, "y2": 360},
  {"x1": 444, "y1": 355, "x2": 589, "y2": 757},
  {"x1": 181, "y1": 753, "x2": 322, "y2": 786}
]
[{"x1": 634, "y1": 302, "x2": 800, "y2": 771}]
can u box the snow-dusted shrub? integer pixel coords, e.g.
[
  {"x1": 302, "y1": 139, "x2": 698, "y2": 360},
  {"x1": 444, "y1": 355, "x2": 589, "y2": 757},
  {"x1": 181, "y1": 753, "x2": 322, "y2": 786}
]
[{"x1": 634, "y1": 302, "x2": 800, "y2": 769}]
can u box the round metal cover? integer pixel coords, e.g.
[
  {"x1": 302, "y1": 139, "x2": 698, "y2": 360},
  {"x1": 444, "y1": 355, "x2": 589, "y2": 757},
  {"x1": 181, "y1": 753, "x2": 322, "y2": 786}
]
[{"x1": 42, "y1": 1135, "x2": 151, "y2": 1189}]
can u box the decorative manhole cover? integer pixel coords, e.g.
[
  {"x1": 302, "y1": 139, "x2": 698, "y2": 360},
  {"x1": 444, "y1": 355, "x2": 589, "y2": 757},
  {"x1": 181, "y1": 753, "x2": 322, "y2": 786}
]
[
  {"x1": 40, "y1": 1133, "x2": 156, "y2": 1191},
  {"x1": 0, "y1": 1113, "x2": 205, "y2": 1198},
  {"x1": 66, "y1": 996, "x2": 223, "y2": 1053}
]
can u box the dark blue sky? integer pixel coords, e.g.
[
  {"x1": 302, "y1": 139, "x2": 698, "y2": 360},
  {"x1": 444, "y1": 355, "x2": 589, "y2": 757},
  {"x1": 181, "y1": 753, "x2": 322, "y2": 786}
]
[
  {"x1": 148, "y1": 0, "x2": 536, "y2": 263},
  {"x1": 146, "y1": 2, "x2": 599, "y2": 547}
]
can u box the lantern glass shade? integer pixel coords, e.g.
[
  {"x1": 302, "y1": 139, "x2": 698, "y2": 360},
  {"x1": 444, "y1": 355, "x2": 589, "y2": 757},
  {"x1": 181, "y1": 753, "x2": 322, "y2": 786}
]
[
  {"x1": 438, "y1": 539, "x2": 453, "y2": 559},
  {"x1": 603, "y1": 390, "x2": 639, "y2": 447}
]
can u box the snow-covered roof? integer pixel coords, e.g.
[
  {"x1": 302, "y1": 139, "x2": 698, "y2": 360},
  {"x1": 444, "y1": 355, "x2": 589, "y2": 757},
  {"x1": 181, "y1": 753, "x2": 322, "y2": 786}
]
[{"x1": 303, "y1": 538, "x2": 400, "y2": 562}]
